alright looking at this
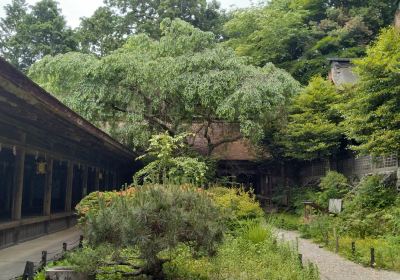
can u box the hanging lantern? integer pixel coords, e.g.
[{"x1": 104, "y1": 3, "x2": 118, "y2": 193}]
[{"x1": 36, "y1": 161, "x2": 47, "y2": 175}]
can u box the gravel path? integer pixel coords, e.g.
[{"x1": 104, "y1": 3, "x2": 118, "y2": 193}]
[{"x1": 277, "y1": 229, "x2": 400, "y2": 280}]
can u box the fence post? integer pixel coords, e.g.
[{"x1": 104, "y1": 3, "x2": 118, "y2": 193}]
[
  {"x1": 334, "y1": 228, "x2": 339, "y2": 253},
  {"x1": 41, "y1": 250, "x2": 47, "y2": 268},
  {"x1": 22, "y1": 261, "x2": 34, "y2": 280},
  {"x1": 79, "y1": 235, "x2": 84, "y2": 248},
  {"x1": 298, "y1": 253, "x2": 303, "y2": 268},
  {"x1": 63, "y1": 242, "x2": 67, "y2": 253},
  {"x1": 351, "y1": 241, "x2": 355, "y2": 256},
  {"x1": 370, "y1": 247, "x2": 375, "y2": 267}
]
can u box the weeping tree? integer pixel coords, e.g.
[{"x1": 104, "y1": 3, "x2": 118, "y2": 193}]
[{"x1": 29, "y1": 19, "x2": 300, "y2": 152}]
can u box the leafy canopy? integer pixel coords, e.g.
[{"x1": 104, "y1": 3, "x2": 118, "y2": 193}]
[
  {"x1": 344, "y1": 27, "x2": 400, "y2": 156},
  {"x1": 224, "y1": 0, "x2": 398, "y2": 84},
  {"x1": 134, "y1": 133, "x2": 208, "y2": 185},
  {"x1": 0, "y1": 0, "x2": 77, "y2": 71},
  {"x1": 29, "y1": 19, "x2": 300, "y2": 151},
  {"x1": 280, "y1": 76, "x2": 344, "y2": 160}
]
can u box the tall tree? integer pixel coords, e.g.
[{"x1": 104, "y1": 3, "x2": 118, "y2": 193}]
[
  {"x1": 0, "y1": 0, "x2": 77, "y2": 71},
  {"x1": 280, "y1": 76, "x2": 344, "y2": 160},
  {"x1": 224, "y1": 0, "x2": 398, "y2": 84},
  {"x1": 343, "y1": 27, "x2": 400, "y2": 156},
  {"x1": 77, "y1": 7, "x2": 129, "y2": 56},
  {"x1": 104, "y1": 0, "x2": 226, "y2": 38},
  {"x1": 29, "y1": 19, "x2": 300, "y2": 152}
]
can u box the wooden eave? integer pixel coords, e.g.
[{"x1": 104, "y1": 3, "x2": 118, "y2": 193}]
[{"x1": 0, "y1": 58, "x2": 135, "y2": 165}]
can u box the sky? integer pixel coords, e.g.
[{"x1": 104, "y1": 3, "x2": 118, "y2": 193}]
[{"x1": 0, "y1": 0, "x2": 253, "y2": 28}]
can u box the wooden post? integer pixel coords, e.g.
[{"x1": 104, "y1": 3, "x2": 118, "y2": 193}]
[
  {"x1": 41, "y1": 250, "x2": 47, "y2": 268},
  {"x1": 79, "y1": 235, "x2": 84, "y2": 248},
  {"x1": 65, "y1": 161, "x2": 73, "y2": 212},
  {"x1": 82, "y1": 166, "x2": 88, "y2": 197},
  {"x1": 43, "y1": 158, "x2": 53, "y2": 216},
  {"x1": 104, "y1": 171, "x2": 109, "y2": 190},
  {"x1": 11, "y1": 146, "x2": 25, "y2": 220},
  {"x1": 370, "y1": 247, "x2": 375, "y2": 267},
  {"x1": 22, "y1": 261, "x2": 34, "y2": 280},
  {"x1": 94, "y1": 167, "x2": 100, "y2": 191},
  {"x1": 298, "y1": 253, "x2": 303, "y2": 268},
  {"x1": 351, "y1": 241, "x2": 356, "y2": 256},
  {"x1": 112, "y1": 171, "x2": 117, "y2": 189},
  {"x1": 334, "y1": 228, "x2": 339, "y2": 253}
]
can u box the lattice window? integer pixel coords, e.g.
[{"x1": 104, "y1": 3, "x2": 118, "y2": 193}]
[
  {"x1": 354, "y1": 155, "x2": 372, "y2": 173},
  {"x1": 373, "y1": 154, "x2": 397, "y2": 169}
]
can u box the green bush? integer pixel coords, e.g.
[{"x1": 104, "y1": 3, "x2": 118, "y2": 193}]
[
  {"x1": 81, "y1": 184, "x2": 224, "y2": 278},
  {"x1": 269, "y1": 212, "x2": 303, "y2": 231},
  {"x1": 316, "y1": 171, "x2": 350, "y2": 207},
  {"x1": 164, "y1": 227, "x2": 319, "y2": 280},
  {"x1": 340, "y1": 175, "x2": 398, "y2": 238},
  {"x1": 207, "y1": 186, "x2": 264, "y2": 227}
]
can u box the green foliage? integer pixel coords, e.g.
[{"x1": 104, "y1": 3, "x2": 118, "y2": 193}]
[
  {"x1": 269, "y1": 212, "x2": 303, "y2": 231},
  {"x1": 280, "y1": 76, "x2": 344, "y2": 160},
  {"x1": 134, "y1": 133, "x2": 208, "y2": 185},
  {"x1": 77, "y1": 7, "x2": 129, "y2": 56},
  {"x1": 104, "y1": 0, "x2": 226, "y2": 39},
  {"x1": 340, "y1": 175, "x2": 398, "y2": 238},
  {"x1": 164, "y1": 225, "x2": 319, "y2": 279},
  {"x1": 83, "y1": 184, "x2": 224, "y2": 275},
  {"x1": 224, "y1": 0, "x2": 397, "y2": 83},
  {"x1": 207, "y1": 186, "x2": 264, "y2": 228},
  {"x1": 244, "y1": 224, "x2": 269, "y2": 244},
  {"x1": 316, "y1": 171, "x2": 350, "y2": 206},
  {"x1": 29, "y1": 19, "x2": 300, "y2": 151},
  {"x1": 344, "y1": 27, "x2": 400, "y2": 156},
  {"x1": 0, "y1": 0, "x2": 77, "y2": 71}
]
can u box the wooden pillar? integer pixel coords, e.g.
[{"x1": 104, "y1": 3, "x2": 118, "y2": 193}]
[
  {"x1": 65, "y1": 161, "x2": 73, "y2": 212},
  {"x1": 11, "y1": 146, "x2": 25, "y2": 220},
  {"x1": 94, "y1": 167, "x2": 100, "y2": 191},
  {"x1": 43, "y1": 158, "x2": 53, "y2": 216},
  {"x1": 82, "y1": 166, "x2": 88, "y2": 197},
  {"x1": 112, "y1": 171, "x2": 117, "y2": 189},
  {"x1": 104, "y1": 171, "x2": 110, "y2": 190}
]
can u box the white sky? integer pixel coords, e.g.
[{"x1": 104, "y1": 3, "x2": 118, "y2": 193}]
[{"x1": 0, "y1": 0, "x2": 254, "y2": 28}]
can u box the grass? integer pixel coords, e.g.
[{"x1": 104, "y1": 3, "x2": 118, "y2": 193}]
[
  {"x1": 164, "y1": 224, "x2": 319, "y2": 280},
  {"x1": 270, "y1": 212, "x2": 400, "y2": 272},
  {"x1": 267, "y1": 212, "x2": 303, "y2": 231}
]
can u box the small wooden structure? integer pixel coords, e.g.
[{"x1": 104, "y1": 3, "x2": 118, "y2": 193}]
[{"x1": 0, "y1": 58, "x2": 136, "y2": 249}]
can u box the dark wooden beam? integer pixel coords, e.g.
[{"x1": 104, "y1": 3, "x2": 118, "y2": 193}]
[
  {"x1": 43, "y1": 158, "x2": 53, "y2": 216},
  {"x1": 11, "y1": 144, "x2": 25, "y2": 220},
  {"x1": 65, "y1": 161, "x2": 73, "y2": 212}
]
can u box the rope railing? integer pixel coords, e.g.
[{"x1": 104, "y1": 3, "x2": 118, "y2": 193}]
[{"x1": 1, "y1": 235, "x2": 83, "y2": 280}]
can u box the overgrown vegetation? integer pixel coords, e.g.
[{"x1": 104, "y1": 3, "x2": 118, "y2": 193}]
[
  {"x1": 271, "y1": 172, "x2": 400, "y2": 271},
  {"x1": 53, "y1": 184, "x2": 320, "y2": 279}
]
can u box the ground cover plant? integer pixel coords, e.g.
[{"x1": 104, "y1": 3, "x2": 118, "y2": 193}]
[{"x1": 270, "y1": 172, "x2": 400, "y2": 271}]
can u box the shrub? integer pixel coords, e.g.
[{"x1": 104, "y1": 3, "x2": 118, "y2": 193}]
[
  {"x1": 75, "y1": 188, "x2": 136, "y2": 224},
  {"x1": 164, "y1": 228, "x2": 319, "y2": 280},
  {"x1": 316, "y1": 171, "x2": 350, "y2": 207},
  {"x1": 82, "y1": 184, "x2": 225, "y2": 278},
  {"x1": 134, "y1": 133, "x2": 208, "y2": 185},
  {"x1": 340, "y1": 175, "x2": 398, "y2": 238},
  {"x1": 244, "y1": 224, "x2": 269, "y2": 243},
  {"x1": 207, "y1": 186, "x2": 264, "y2": 228}
]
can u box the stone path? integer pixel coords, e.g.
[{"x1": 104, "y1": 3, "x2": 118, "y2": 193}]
[
  {"x1": 0, "y1": 227, "x2": 81, "y2": 280},
  {"x1": 277, "y1": 229, "x2": 400, "y2": 280}
]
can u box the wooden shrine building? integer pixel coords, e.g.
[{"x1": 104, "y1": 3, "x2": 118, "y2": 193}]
[{"x1": 0, "y1": 58, "x2": 136, "y2": 248}]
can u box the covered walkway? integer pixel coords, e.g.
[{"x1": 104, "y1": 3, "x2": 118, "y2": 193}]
[{"x1": 0, "y1": 226, "x2": 81, "y2": 280}]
